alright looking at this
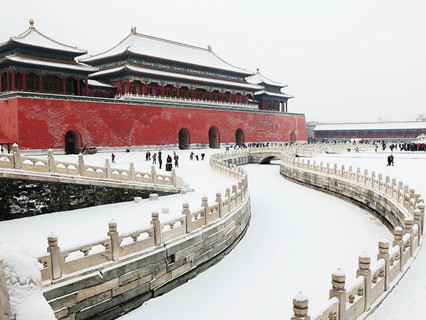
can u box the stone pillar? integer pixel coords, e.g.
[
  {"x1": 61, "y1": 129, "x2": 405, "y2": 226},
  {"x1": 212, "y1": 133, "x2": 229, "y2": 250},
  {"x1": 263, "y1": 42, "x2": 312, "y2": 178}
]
[
  {"x1": 225, "y1": 188, "x2": 231, "y2": 212},
  {"x1": 397, "y1": 181, "x2": 403, "y2": 203},
  {"x1": 348, "y1": 166, "x2": 352, "y2": 180},
  {"x1": 393, "y1": 227, "x2": 404, "y2": 272},
  {"x1": 47, "y1": 233, "x2": 62, "y2": 280},
  {"x1": 105, "y1": 159, "x2": 112, "y2": 179},
  {"x1": 78, "y1": 154, "x2": 85, "y2": 176},
  {"x1": 364, "y1": 169, "x2": 368, "y2": 185},
  {"x1": 12, "y1": 143, "x2": 21, "y2": 169},
  {"x1": 129, "y1": 163, "x2": 135, "y2": 181},
  {"x1": 151, "y1": 211, "x2": 162, "y2": 246},
  {"x1": 356, "y1": 253, "x2": 372, "y2": 311},
  {"x1": 216, "y1": 192, "x2": 223, "y2": 218},
  {"x1": 171, "y1": 168, "x2": 177, "y2": 186},
  {"x1": 182, "y1": 202, "x2": 191, "y2": 233},
  {"x1": 291, "y1": 292, "x2": 311, "y2": 320},
  {"x1": 371, "y1": 171, "x2": 375, "y2": 188},
  {"x1": 417, "y1": 203, "x2": 425, "y2": 235},
  {"x1": 403, "y1": 219, "x2": 414, "y2": 256},
  {"x1": 329, "y1": 268, "x2": 346, "y2": 319},
  {"x1": 107, "y1": 219, "x2": 120, "y2": 261},
  {"x1": 356, "y1": 167, "x2": 360, "y2": 182},
  {"x1": 201, "y1": 196, "x2": 209, "y2": 224},
  {"x1": 47, "y1": 149, "x2": 55, "y2": 173},
  {"x1": 341, "y1": 164, "x2": 345, "y2": 177},
  {"x1": 377, "y1": 239, "x2": 390, "y2": 290},
  {"x1": 0, "y1": 261, "x2": 12, "y2": 320},
  {"x1": 151, "y1": 165, "x2": 157, "y2": 184}
]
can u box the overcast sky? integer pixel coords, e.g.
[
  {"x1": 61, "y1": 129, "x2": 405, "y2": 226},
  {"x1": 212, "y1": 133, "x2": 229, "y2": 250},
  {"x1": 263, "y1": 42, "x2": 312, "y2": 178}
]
[{"x1": 1, "y1": 0, "x2": 425, "y2": 123}]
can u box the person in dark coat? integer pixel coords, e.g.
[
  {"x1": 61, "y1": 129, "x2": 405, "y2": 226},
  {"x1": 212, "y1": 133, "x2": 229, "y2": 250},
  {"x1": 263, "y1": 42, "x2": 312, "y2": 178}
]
[
  {"x1": 111, "y1": 153, "x2": 115, "y2": 163},
  {"x1": 174, "y1": 154, "x2": 179, "y2": 167},
  {"x1": 201, "y1": 153, "x2": 205, "y2": 160}
]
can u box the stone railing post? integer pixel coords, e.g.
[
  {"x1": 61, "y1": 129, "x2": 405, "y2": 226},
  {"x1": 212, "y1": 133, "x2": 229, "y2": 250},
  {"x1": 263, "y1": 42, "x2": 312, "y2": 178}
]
[
  {"x1": 225, "y1": 188, "x2": 231, "y2": 213},
  {"x1": 356, "y1": 252, "x2": 372, "y2": 311},
  {"x1": 182, "y1": 202, "x2": 191, "y2": 233},
  {"x1": 329, "y1": 268, "x2": 346, "y2": 320},
  {"x1": 291, "y1": 292, "x2": 311, "y2": 320},
  {"x1": 393, "y1": 227, "x2": 404, "y2": 271},
  {"x1": 333, "y1": 163, "x2": 337, "y2": 175},
  {"x1": 385, "y1": 176, "x2": 390, "y2": 194},
  {"x1": 0, "y1": 261, "x2": 12, "y2": 320},
  {"x1": 403, "y1": 219, "x2": 414, "y2": 256},
  {"x1": 78, "y1": 154, "x2": 85, "y2": 176},
  {"x1": 417, "y1": 203, "x2": 425, "y2": 235},
  {"x1": 378, "y1": 173, "x2": 383, "y2": 191},
  {"x1": 397, "y1": 181, "x2": 403, "y2": 203},
  {"x1": 47, "y1": 233, "x2": 62, "y2": 280},
  {"x1": 171, "y1": 168, "x2": 177, "y2": 186},
  {"x1": 216, "y1": 192, "x2": 223, "y2": 218},
  {"x1": 348, "y1": 166, "x2": 352, "y2": 180},
  {"x1": 48, "y1": 149, "x2": 55, "y2": 173},
  {"x1": 151, "y1": 165, "x2": 157, "y2": 184},
  {"x1": 356, "y1": 167, "x2": 360, "y2": 182},
  {"x1": 129, "y1": 163, "x2": 135, "y2": 181},
  {"x1": 151, "y1": 211, "x2": 162, "y2": 246},
  {"x1": 107, "y1": 219, "x2": 120, "y2": 261},
  {"x1": 341, "y1": 164, "x2": 345, "y2": 178},
  {"x1": 202, "y1": 196, "x2": 209, "y2": 224},
  {"x1": 326, "y1": 163, "x2": 330, "y2": 175},
  {"x1": 105, "y1": 159, "x2": 112, "y2": 178},
  {"x1": 377, "y1": 239, "x2": 390, "y2": 290},
  {"x1": 364, "y1": 169, "x2": 368, "y2": 185},
  {"x1": 371, "y1": 171, "x2": 375, "y2": 188},
  {"x1": 413, "y1": 209, "x2": 422, "y2": 240},
  {"x1": 12, "y1": 143, "x2": 21, "y2": 169}
]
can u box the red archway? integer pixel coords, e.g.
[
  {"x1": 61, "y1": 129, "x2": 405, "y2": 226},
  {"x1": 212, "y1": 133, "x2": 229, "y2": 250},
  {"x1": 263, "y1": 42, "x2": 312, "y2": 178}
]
[
  {"x1": 209, "y1": 126, "x2": 220, "y2": 148},
  {"x1": 65, "y1": 130, "x2": 82, "y2": 154}
]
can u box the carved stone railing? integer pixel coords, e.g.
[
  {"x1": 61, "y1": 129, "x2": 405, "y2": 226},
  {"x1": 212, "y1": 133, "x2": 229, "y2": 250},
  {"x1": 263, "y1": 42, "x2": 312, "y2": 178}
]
[
  {"x1": 0, "y1": 144, "x2": 184, "y2": 189},
  {"x1": 281, "y1": 155, "x2": 424, "y2": 320}
]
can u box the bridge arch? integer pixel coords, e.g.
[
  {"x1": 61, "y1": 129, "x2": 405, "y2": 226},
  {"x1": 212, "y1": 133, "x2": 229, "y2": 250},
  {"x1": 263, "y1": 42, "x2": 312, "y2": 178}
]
[
  {"x1": 235, "y1": 128, "x2": 244, "y2": 145},
  {"x1": 258, "y1": 155, "x2": 281, "y2": 164},
  {"x1": 178, "y1": 128, "x2": 190, "y2": 149},
  {"x1": 64, "y1": 130, "x2": 82, "y2": 154},
  {"x1": 209, "y1": 126, "x2": 220, "y2": 148}
]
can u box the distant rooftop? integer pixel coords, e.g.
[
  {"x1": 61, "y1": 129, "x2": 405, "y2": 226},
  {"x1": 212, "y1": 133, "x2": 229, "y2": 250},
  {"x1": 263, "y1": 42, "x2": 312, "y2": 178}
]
[
  {"x1": 315, "y1": 121, "x2": 426, "y2": 131},
  {"x1": 246, "y1": 70, "x2": 287, "y2": 87}
]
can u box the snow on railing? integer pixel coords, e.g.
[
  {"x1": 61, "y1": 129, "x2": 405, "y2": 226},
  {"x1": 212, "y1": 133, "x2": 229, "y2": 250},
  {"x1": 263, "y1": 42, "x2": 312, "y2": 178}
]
[{"x1": 37, "y1": 150, "x2": 249, "y2": 282}]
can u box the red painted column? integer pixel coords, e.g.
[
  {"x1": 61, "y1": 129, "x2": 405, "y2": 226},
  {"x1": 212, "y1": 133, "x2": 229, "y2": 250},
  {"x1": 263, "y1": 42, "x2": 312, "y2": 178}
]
[
  {"x1": 85, "y1": 80, "x2": 88, "y2": 96},
  {"x1": 221, "y1": 92, "x2": 224, "y2": 102},
  {"x1": 145, "y1": 81, "x2": 148, "y2": 95},
  {"x1": 126, "y1": 80, "x2": 130, "y2": 94},
  {"x1": 77, "y1": 78, "x2": 80, "y2": 95},
  {"x1": 0, "y1": 73, "x2": 2, "y2": 92},
  {"x1": 63, "y1": 77, "x2": 66, "y2": 94},
  {"x1": 232, "y1": 93, "x2": 235, "y2": 103},
  {"x1": 177, "y1": 86, "x2": 180, "y2": 98},
  {"x1": 209, "y1": 90, "x2": 212, "y2": 101},
  {"x1": 161, "y1": 84, "x2": 164, "y2": 97},
  {"x1": 6, "y1": 72, "x2": 10, "y2": 91},
  {"x1": 11, "y1": 70, "x2": 15, "y2": 91},
  {"x1": 22, "y1": 71, "x2": 26, "y2": 91},
  {"x1": 191, "y1": 88, "x2": 193, "y2": 100},
  {"x1": 39, "y1": 74, "x2": 43, "y2": 93}
]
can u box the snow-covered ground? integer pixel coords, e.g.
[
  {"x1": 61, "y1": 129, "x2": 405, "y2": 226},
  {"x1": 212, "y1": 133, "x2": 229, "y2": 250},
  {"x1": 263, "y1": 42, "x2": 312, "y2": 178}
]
[{"x1": 0, "y1": 147, "x2": 424, "y2": 319}]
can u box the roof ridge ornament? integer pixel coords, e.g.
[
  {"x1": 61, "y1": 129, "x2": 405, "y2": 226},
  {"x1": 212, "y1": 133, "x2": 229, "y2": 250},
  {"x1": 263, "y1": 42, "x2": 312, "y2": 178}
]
[
  {"x1": 29, "y1": 19, "x2": 35, "y2": 28},
  {"x1": 131, "y1": 26, "x2": 137, "y2": 35}
]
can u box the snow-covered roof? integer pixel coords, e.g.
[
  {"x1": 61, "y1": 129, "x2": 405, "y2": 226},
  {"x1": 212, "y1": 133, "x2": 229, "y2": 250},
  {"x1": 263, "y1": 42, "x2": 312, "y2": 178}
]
[
  {"x1": 2, "y1": 54, "x2": 96, "y2": 72},
  {"x1": 254, "y1": 90, "x2": 293, "y2": 99},
  {"x1": 81, "y1": 27, "x2": 252, "y2": 75},
  {"x1": 87, "y1": 79, "x2": 116, "y2": 88},
  {"x1": 1, "y1": 20, "x2": 86, "y2": 55},
  {"x1": 315, "y1": 121, "x2": 426, "y2": 131},
  {"x1": 246, "y1": 71, "x2": 287, "y2": 87},
  {"x1": 90, "y1": 64, "x2": 263, "y2": 90}
]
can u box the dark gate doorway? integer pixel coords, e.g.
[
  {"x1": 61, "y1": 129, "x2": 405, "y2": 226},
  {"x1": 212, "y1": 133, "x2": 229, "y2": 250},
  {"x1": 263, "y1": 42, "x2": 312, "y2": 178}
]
[
  {"x1": 235, "y1": 128, "x2": 244, "y2": 145},
  {"x1": 178, "y1": 128, "x2": 190, "y2": 149},
  {"x1": 209, "y1": 126, "x2": 220, "y2": 148},
  {"x1": 290, "y1": 131, "x2": 296, "y2": 144},
  {"x1": 65, "y1": 130, "x2": 82, "y2": 154}
]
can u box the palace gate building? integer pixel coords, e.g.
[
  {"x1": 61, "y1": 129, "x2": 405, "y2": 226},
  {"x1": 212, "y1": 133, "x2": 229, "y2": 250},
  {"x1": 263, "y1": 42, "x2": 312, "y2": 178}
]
[{"x1": 0, "y1": 20, "x2": 307, "y2": 153}]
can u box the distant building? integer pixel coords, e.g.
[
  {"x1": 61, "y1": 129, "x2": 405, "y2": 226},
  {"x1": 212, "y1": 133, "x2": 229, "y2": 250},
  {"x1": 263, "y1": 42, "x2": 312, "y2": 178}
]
[
  {"x1": 314, "y1": 121, "x2": 426, "y2": 141},
  {"x1": 0, "y1": 21, "x2": 306, "y2": 152}
]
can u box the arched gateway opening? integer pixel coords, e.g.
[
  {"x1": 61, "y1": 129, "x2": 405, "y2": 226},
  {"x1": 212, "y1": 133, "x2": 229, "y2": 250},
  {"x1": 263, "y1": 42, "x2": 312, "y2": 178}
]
[
  {"x1": 65, "y1": 130, "x2": 82, "y2": 154},
  {"x1": 235, "y1": 129, "x2": 244, "y2": 145},
  {"x1": 290, "y1": 131, "x2": 296, "y2": 144},
  {"x1": 178, "y1": 128, "x2": 190, "y2": 149},
  {"x1": 209, "y1": 126, "x2": 220, "y2": 148}
]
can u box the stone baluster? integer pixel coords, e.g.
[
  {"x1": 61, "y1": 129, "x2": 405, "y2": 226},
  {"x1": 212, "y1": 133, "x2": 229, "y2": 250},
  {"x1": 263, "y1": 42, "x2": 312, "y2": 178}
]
[
  {"x1": 107, "y1": 219, "x2": 120, "y2": 261},
  {"x1": 413, "y1": 209, "x2": 422, "y2": 243},
  {"x1": 291, "y1": 292, "x2": 311, "y2": 320},
  {"x1": 12, "y1": 143, "x2": 21, "y2": 169},
  {"x1": 356, "y1": 252, "x2": 372, "y2": 311},
  {"x1": 129, "y1": 163, "x2": 135, "y2": 181},
  {"x1": 201, "y1": 196, "x2": 209, "y2": 224},
  {"x1": 385, "y1": 176, "x2": 390, "y2": 194},
  {"x1": 47, "y1": 149, "x2": 55, "y2": 173},
  {"x1": 238, "y1": 180, "x2": 243, "y2": 203},
  {"x1": 225, "y1": 188, "x2": 231, "y2": 213},
  {"x1": 216, "y1": 192, "x2": 223, "y2": 218},
  {"x1": 397, "y1": 181, "x2": 403, "y2": 203},
  {"x1": 364, "y1": 169, "x2": 368, "y2": 185},
  {"x1": 403, "y1": 219, "x2": 414, "y2": 256},
  {"x1": 0, "y1": 261, "x2": 12, "y2": 319},
  {"x1": 151, "y1": 165, "x2": 157, "y2": 184},
  {"x1": 313, "y1": 160, "x2": 316, "y2": 172},
  {"x1": 393, "y1": 227, "x2": 404, "y2": 272},
  {"x1": 105, "y1": 159, "x2": 112, "y2": 179},
  {"x1": 341, "y1": 164, "x2": 345, "y2": 178},
  {"x1": 329, "y1": 268, "x2": 346, "y2": 319},
  {"x1": 47, "y1": 233, "x2": 62, "y2": 280},
  {"x1": 377, "y1": 239, "x2": 390, "y2": 290},
  {"x1": 232, "y1": 184, "x2": 237, "y2": 206},
  {"x1": 348, "y1": 166, "x2": 352, "y2": 180},
  {"x1": 378, "y1": 174, "x2": 382, "y2": 191},
  {"x1": 391, "y1": 178, "x2": 396, "y2": 198},
  {"x1": 417, "y1": 203, "x2": 425, "y2": 235},
  {"x1": 78, "y1": 154, "x2": 85, "y2": 176},
  {"x1": 171, "y1": 168, "x2": 177, "y2": 186},
  {"x1": 182, "y1": 202, "x2": 191, "y2": 233},
  {"x1": 151, "y1": 211, "x2": 162, "y2": 246},
  {"x1": 371, "y1": 171, "x2": 375, "y2": 188},
  {"x1": 356, "y1": 168, "x2": 360, "y2": 182},
  {"x1": 333, "y1": 163, "x2": 337, "y2": 175}
]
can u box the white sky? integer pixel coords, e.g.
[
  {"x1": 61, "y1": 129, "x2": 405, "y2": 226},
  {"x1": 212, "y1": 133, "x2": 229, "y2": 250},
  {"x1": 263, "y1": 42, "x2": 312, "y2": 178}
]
[{"x1": 1, "y1": 0, "x2": 425, "y2": 123}]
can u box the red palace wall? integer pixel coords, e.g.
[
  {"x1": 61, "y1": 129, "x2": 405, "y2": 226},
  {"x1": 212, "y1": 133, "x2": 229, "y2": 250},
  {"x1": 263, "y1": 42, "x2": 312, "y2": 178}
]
[{"x1": 1, "y1": 97, "x2": 307, "y2": 149}]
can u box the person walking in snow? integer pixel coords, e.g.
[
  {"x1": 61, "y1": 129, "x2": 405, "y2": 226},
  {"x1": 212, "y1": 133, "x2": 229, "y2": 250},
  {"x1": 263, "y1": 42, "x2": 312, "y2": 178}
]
[
  {"x1": 190, "y1": 151, "x2": 194, "y2": 160},
  {"x1": 174, "y1": 154, "x2": 179, "y2": 167},
  {"x1": 152, "y1": 153, "x2": 157, "y2": 164},
  {"x1": 111, "y1": 153, "x2": 115, "y2": 163}
]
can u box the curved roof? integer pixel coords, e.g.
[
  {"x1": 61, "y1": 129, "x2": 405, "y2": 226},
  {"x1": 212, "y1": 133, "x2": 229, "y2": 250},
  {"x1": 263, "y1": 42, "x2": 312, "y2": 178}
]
[
  {"x1": 0, "y1": 20, "x2": 86, "y2": 55},
  {"x1": 81, "y1": 28, "x2": 252, "y2": 75},
  {"x1": 246, "y1": 71, "x2": 286, "y2": 87}
]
